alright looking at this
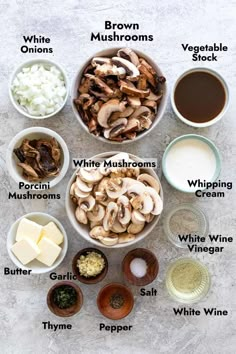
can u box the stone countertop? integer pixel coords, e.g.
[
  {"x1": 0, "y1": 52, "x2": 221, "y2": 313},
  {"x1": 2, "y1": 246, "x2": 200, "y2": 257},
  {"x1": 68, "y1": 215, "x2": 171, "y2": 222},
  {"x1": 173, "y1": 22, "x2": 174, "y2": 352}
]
[{"x1": 0, "y1": 0, "x2": 236, "y2": 353}]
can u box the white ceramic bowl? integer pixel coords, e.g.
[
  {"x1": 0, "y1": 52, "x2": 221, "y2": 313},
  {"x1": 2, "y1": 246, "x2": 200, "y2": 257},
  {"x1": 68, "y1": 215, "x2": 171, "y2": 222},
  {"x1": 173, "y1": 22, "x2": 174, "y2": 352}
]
[
  {"x1": 71, "y1": 48, "x2": 168, "y2": 144},
  {"x1": 171, "y1": 67, "x2": 229, "y2": 128},
  {"x1": 6, "y1": 127, "x2": 70, "y2": 189},
  {"x1": 7, "y1": 212, "x2": 68, "y2": 274},
  {"x1": 65, "y1": 151, "x2": 164, "y2": 248},
  {"x1": 9, "y1": 58, "x2": 69, "y2": 119}
]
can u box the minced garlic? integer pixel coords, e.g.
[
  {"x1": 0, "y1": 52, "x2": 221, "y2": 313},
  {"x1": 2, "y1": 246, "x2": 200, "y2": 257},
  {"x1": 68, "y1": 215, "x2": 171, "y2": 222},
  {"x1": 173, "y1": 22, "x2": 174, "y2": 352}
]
[{"x1": 77, "y1": 252, "x2": 105, "y2": 277}]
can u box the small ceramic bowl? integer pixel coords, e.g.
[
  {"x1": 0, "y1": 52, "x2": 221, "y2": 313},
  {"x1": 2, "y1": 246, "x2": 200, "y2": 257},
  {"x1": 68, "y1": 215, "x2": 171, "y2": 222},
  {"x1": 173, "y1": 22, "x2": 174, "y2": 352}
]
[
  {"x1": 122, "y1": 248, "x2": 159, "y2": 286},
  {"x1": 71, "y1": 47, "x2": 167, "y2": 144},
  {"x1": 171, "y1": 67, "x2": 229, "y2": 128},
  {"x1": 97, "y1": 283, "x2": 134, "y2": 320},
  {"x1": 9, "y1": 58, "x2": 69, "y2": 119},
  {"x1": 7, "y1": 212, "x2": 68, "y2": 274},
  {"x1": 47, "y1": 281, "x2": 83, "y2": 317},
  {"x1": 65, "y1": 151, "x2": 163, "y2": 248},
  {"x1": 162, "y1": 134, "x2": 221, "y2": 193},
  {"x1": 6, "y1": 127, "x2": 70, "y2": 189},
  {"x1": 72, "y1": 248, "x2": 108, "y2": 284}
]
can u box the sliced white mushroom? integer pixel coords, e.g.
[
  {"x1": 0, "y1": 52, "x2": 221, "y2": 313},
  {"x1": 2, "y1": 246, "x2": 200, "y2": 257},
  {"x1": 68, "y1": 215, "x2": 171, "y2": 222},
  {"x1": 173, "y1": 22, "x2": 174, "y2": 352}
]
[
  {"x1": 100, "y1": 234, "x2": 119, "y2": 246},
  {"x1": 117, "y1": 195, "x2": 131, "y2": 225},
  {"x1": 75, "y1": 206, "x2": 88, "y2": 225},
  {"x1": 130, "y1": 192, "x2": 154, "y2": 214},
  {"x1": 127, "y1": 183, "x2": 147, "y2": 197},
  {"x1": 87, "y1": 204, "x2": 105, "y2": 222},
  {"x1": 124, "y1": 178, "x2": 144, "y2": 189},
  {"x1": 97, "y1": 99, "x2": 126, "y2": 128},
  {"x1": 90, "y1": 226, "x2": 110, "y2": 239},
  {"x1": 108, "y1": 152, "x2": 130, "y2": 163},
  {"x1": 79, "y1": 167, "x2": 103, "y2": 184},
  {"x1": 112, "y1": 57, "x2": 140, "y2": 81},
  {"x1": 118, "y1": 233, "x2": 135, "y2": 244},
  {"x1": 103, "y1": 201, "x2": 118, "y2": 231},
  {"x1": 127, "y1": 223, "x2": 145, "y2": 234},
  {"x1": 106, "y1": 178, "x2": 127, "y2": 199},
  {"x1": 90, "y1": 220, "x2": 103, "y2": 229},
  {"x1": 131, "y1": 210, "x2": 146, "y2": 224},
  {"x1": 126, "y1": 158, "x2": 140, "y2": 178},
  {"x1": 145, "y1": 213, "x2": 155, "y2": 223},
  {"x1": 79, "y1": 195, "x2": 96, "y2": 211},
  {"x1": 137, "y1": 174, "x2": 160, "y2": 194},
  {"x1": 110, "y1": 219, "x2": 127, "y2": 233},
  {"x1": 145, "y1": 186, "x2": 163, "y2": 215},
  {"x1": 76, "y1": 176, "x2": 93, "y2": 193},
  {"x1": 74, "y1": 184, "x2": 90, "y2": 198}
]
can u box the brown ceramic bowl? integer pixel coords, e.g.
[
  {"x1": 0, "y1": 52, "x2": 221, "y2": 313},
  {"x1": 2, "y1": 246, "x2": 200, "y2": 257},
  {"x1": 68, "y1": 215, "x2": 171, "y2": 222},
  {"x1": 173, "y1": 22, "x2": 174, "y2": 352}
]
[
  {"x1": 97, "y1": 283, "x2": 134, "y2": 320},
  {"x1": 47, "y1": 281, "x2": 83, "y2": 317},
  {"x1": 122, "y1": 248, "x2": 159, "y2": 286},
  {"x1": 72, "y1": 248, "x2": 108, "y2": 284}
]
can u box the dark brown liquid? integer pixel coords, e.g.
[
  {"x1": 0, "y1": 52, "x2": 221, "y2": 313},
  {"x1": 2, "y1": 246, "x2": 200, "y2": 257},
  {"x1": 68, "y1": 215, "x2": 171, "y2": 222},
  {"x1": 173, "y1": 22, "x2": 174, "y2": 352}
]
[{"x1": 174, "y1": 71, "x2": 226, "y2": 123}]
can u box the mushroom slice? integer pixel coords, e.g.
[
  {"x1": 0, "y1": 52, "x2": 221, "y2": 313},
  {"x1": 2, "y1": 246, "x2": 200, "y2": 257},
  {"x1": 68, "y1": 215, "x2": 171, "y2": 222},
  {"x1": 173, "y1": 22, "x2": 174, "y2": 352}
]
[
  {"x1": 125, "y1": 159, "x2": 140, "y2": 178},
  {"x1": 127, "y1": 183, "x2": 147, "y2": 197},
  {"x1": 127, "y1": 96, "x2": 141, "y2": 108},
  {"x1": 75, "y1": 93, "x2": 94, "y2": 110},
  {"x1": 79, "y1": 195, "x2": 96, "y2": 212},
  {"x1": 146, "y1": 91, "x2": 163, "y2": 101},
  {"x1": 118, "y1": 233, "x2": 135, "y2": 244},
  {"x1": 103, "y1": 118, "x2": 127, "y2": 139},
  {"x1": 17, "y1": 163, "x2": 39, "y2": 179},
  {"x1": 109, "y1": 106, "x2": 134, "y2": 123},
  {"x1": 130, "y1": 106, "x2": 152, "y2": 119},
  {"x1": 137, "y1": 74, "x2": 147, "y2": 90},
  {"x1": 130, "y1": 192, "x2": 154, "y2": 215},
  {"x1": 119, "y1": 81, "x2": 150, "y2": 98},
  {"x1": 127, "y1": 223, "x2": 145, "y2": 234},
  {"x1": 79, "y1": 167, "x2": 103, "y2": 183},
  {"x1": 87, "y1": 204, "x2": 105, "y2": 222},
  {"x1": 146, "y1": 186, "x2": 163, "y2": 215},
  {"x1": 100, "y1": 234, "x2": 119, "y2": 246},
  {"x1": 95, "y1": 64, "x2": 126, "y2": 77},
  {"x1": 76, "y1": 176, "x2": 93, "y2": 193},
  {"x1": 99, "y1": 162, "x2": 110, "y2": 176},
  {"x1": 117, "y1": 48, "x2": 140, "y2": 66},
  {"x1": 110, "y1": 219, "x2": 127, "y2": 233},
  {"x1": 138, "y1": 63, "x2": 156, "y2": 88},
  {"x1": 137, "y1": 174, "x2": 160, "y2": 194},
  {"x1": 142, "y1": 100, "x2": 158, "y2": 113},
  {"x1": 145, "y1": 213, "x2": 155, "y2": 223},
  {"x1": 124, "y1": 178, "x2": 144, "y2": 189},
  {"x1": 85, "y1": 74, "x2": 114, "y2": 97},
  {"x1": 131, "y1": 210, "x2": 146, "y2": 225},
  {"x1": 112, "y1": 57, "x2": 140, "y2": 81},
  {"x1": 106, "y1": 177, "x2": 127, "y2": 199},
  {"x1": 91, "y1": 57, "x2": 111, "y2": 67},
  {"x1": 122, "y1": 118, "x2": 141, "y2": 134},
  {"x1": 103, "y1": 202, "x2": 118, "y2": 231},
  {"x1": 74, "y1": 184, "x2": 90, "y2": 198},
  {"x1": 78, "y1": 77, "x2": 91, "y2": 94},
  {"x1": 90, "y1": 226, "x2": 110, "y2": 240},
  {"x1": 97, "y1": 99, "x2": 126, "y2": 128},
  {"x1": 139, "y1": 116, "x2": 153, "y2": 130},
  {"x1": 117, "y1": 195, "x2": 131, "y2": 225},
  {"x1": 75, "y1": 206, "x2": 88, "y2": 225}
]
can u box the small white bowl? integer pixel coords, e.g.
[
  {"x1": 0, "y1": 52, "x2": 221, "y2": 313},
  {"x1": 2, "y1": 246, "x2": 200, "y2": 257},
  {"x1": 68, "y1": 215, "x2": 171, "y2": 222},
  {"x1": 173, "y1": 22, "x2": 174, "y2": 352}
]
[
  {"x1": 171, "y1": 67, "x2": 229, "y2": 128},
  {"x1": 9, "y1": 58, "x2": 69, "y2": 119},
  {"x1": 71, "y1": 48, "x2": 168, "y2": 144},
  {"x1": 7, "y1": 212, "x2": 68, "y2": 274},
  {"x1": 65, "y1": 151, "x2": 163, "y2": 248},
  {"x1": 6, "y1": 127, "x2": 70, "y2": 189}
]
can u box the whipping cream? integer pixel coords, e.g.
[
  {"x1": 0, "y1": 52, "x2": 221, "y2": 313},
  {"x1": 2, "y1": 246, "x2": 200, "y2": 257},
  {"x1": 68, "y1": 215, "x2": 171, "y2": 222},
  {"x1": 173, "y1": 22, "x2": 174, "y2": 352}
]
[{"x1": 165, "y1": 138, "x2": 217, "y2": 192}]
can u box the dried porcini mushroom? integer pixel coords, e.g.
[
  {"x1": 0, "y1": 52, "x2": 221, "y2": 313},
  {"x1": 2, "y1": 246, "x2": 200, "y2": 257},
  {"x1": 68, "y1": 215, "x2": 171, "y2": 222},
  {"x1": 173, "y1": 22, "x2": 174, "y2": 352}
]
[
  {"x1": 14, "y1": 138, "x2": 61, "y2": 181},
  {"x1": 70, "y1": 153, "x2": 163, "y2": 247},
  {"x1": 74, "y1": 48, "x2": 166, "y2": 141}
]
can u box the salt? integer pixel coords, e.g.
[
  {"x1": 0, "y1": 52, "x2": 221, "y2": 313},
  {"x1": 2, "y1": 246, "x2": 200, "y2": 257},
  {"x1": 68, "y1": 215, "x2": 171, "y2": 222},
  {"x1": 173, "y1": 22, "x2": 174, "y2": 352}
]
[{"x1": 130, "y1": 258, "x2": 147, "y2": 278}]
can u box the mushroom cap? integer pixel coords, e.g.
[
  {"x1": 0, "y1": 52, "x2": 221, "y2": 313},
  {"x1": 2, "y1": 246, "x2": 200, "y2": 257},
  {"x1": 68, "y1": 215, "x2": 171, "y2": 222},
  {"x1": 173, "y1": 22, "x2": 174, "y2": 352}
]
[
  {"x1": 146, "y1": 186, "x2": 163, "y2": 215},
  {"x1": 97, "y1": 99, "x2": 126, "y2": 128},
  {"x1": 137, "y1": 173, "x2": 160, "y2": 194}
]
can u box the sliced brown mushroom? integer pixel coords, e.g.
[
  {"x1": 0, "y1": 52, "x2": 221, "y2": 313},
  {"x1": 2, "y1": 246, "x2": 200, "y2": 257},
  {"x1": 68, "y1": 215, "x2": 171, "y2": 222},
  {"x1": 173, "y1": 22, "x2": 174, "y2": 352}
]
[
  {"x1": 119, "y1": 80, "x2": 150, "y2": 98},
  {"x1": 91, "y1": 57, "x2": 111, "y2": 67},
  {"x1": 97, "y1": 99, "x2": 126, "y2": 128},
  {"x1": 127, "y1": 95, "x2": 141, "y2": 108},
  {"x1": 117, "y1": 48, "x2": 140, "y2": 66},
  {"x1": 112, "y1": 57, "x2": 140, "y2": 81},
  {"x1": 85, "y1": 74, "x2": 114, "y2": 97},
  {"x1": 103, "y1": 118, "x2": 128, "y2": 139},
  {"x1": 95, "y1": 64, "x2": 126, "y2": 78}
]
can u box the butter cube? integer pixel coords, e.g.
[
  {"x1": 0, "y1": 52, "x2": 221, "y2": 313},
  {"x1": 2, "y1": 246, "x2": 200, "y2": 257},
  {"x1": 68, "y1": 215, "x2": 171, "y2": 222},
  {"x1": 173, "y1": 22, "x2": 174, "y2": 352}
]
[
  {"x1": 16, "y1": 218, "x2": 43, "y2": 243},
  {"x1": 41, "y1": 222, "x2": 64, "y2": 245},
  {"x1": 11, "y1": 238, "x2": 40, "y2": 265},
  {"x1": 37, "y1": 237, "x2": 61, "y2": 266}
]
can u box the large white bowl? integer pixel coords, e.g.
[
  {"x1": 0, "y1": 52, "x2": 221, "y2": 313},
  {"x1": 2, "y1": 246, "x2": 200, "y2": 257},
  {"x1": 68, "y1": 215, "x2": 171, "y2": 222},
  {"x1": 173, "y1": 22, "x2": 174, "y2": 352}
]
[
  {"x1": 65, "y1": 152, "x2": 163, "y2": 248},
  {"x1": 7, "y1": 212, "x2": 68, "y2": 274},
  {"x1": 9, "y1": 58, "x2": 69, "y2": 119},
  {"x1": 71, "y1": 48, "x2": 168, "y2": 144},
  {"x1": 6, "y1": 127, "x2": 70, "y2": 189}
]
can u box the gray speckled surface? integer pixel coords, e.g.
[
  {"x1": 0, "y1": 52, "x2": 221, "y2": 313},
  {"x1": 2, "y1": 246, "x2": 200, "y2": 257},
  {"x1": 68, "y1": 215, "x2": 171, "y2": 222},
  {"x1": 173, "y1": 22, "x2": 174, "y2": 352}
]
[{"x1": 0, "y1": 1, "x2": 236, "y2": 353}]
